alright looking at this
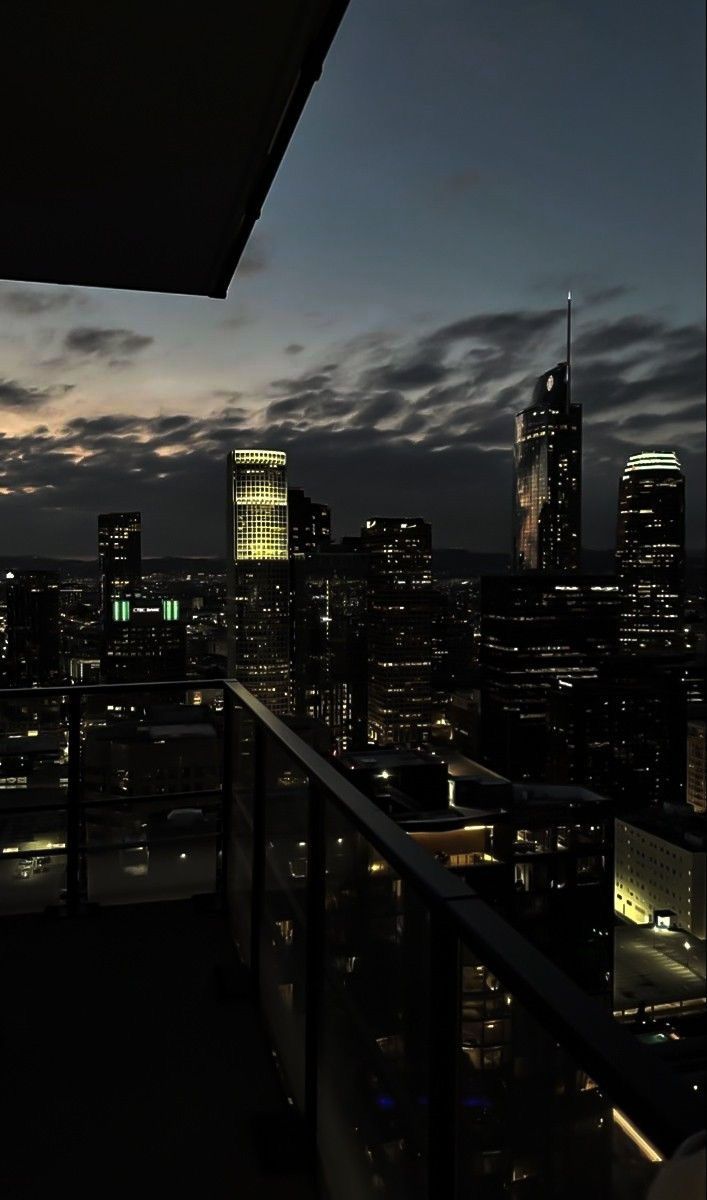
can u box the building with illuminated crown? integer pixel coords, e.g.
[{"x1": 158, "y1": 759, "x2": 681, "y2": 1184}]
[
  {"x1": 100, "y1": 595, "x2": 186, "y2": 683},
  {"x1": 616, "y1": 451, "x2": 685, "y2": 652},
  {"x1": 513, "y1": 361, "x2": 582, "y2": 573},
  {"x1": 226, "y1": 450, "x2": 290, "y2": 714},
  {"x1": 98, "y1": 511, "x2": 143, "y2": 679}
]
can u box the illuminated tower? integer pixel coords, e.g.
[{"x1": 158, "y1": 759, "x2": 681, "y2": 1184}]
[
  {"x1": 226, "y1": 450, "x2": 290, "y2": 713},
  {"x1": 616, "y1": 451, "x2": 685, "y2": 652},
  {"x1": 513, "y1": 296, "x2": 581, "y2": 572}
]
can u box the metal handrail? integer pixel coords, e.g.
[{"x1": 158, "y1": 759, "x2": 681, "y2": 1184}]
[
  {"x1": 0, "y1": 678, "x2": 223, "y2": 699},
  {"x1": 224, "y1": 681, "x2": 702, "y2": 1160},
  {"x1": 1, "y1": 675, "x2": 702, "y2": 1166}
]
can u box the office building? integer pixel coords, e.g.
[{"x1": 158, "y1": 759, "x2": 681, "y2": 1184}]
[
  {"x1": 100, "y1": 596, "x2": 187, "y2": 683},
  {"x1": 69, "y1": 657, "x2": 101, "y2": 684},
  {"x1": 407, "y1": 780, "x2": 614, "y2": 999},
  {"x1": 480, "y1": 574, "x2": 620, "y2": 779},
  {"x1": 548, "y1": 656, "x2": 688, "y2": 809},
  {"x1": 687, "y1": 718, "x2": 706, "y2": 813},
  {"x1": 362, "y1": 518, "x2": 432, "y2": 747},
  {"x1": 83, "y1": 704, "x2": 221, "y2": 802},
  {"x1": 4, "y1": 570, "x2": 61, "y2": 686},
  {"x1": 287, "y1": 488, "x2": 331, "y2": 557},
  {"x1": 226, "y1": 450, "x2": 290, "y2": 714},
  {"x1": 98, "y1": 511, "x2": 142, "y2": 618},
  {"x1": 98, "y1": 511, "x2": 143, "y2": 679},
  {"x1": 336, "y1": 746, "x2": 448, "y2": 815},
  {"x1": 615, "y1": 814, "x2": 706, "y2": 939},
  {"x1": 290, "y1": 547, "x2": 368, "y2": 749},
  {"x1": 448, "y1": 689, "x2": 481, "y2": 757},
  {"x1": 513, "y1": 298, "x2": 581, "y2": 572},
  {"x1": 616, "y1": 452, "x2": 685, "y2": 652}
]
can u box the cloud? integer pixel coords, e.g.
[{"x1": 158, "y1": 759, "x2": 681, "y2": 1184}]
[
  {"x1": 352, "y1": 391, "x2": 406, "y2": 426},
  {"x1": 65, "y1": 414, "x2": 141, "y2": 436},
  {"x1": 531, "y1": 272, "x2": 631, "y2": 307},
  {"x1": 436, "y1": 168, "x2": 483, "y2": 196},
  {"x1": 0, "y1": 303, "x2": 704, "y2": 555},
  {"x1": 573, "y1": 315, "x2": 666, "y2": 357},
  {"x1": 270, "y1": 373, "x2": 333, "y2": 394},
  {"x1": 220, "y1": 303, "x2": 253, "y2": 331},
  {"x1": 0, "y1": 378, "x2": 73, "y2": 409},
  {"x1": 584, "y1": 285, "x2": 631, "y2": 307},
  {"x1": 425, "y1": 308, "x2": 563, "y2": 352},
  {"x1": 284, "y1": 343, "x2": 305, "y2": 355},
  {"x1": 0, "y1": 285, "x2": 83, "y2": 316},
  {"x1": 365, "y1": 358, "x2": 450, "y2": 391},
  {"x1": 63, "y1": 326, "x2": 153, "y2": 364},
  {"x1": 236, "y1": 235, "x2": 268, "y2": 276}
]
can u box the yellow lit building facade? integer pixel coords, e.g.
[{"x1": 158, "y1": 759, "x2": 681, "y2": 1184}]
[{"x1": 226, "y1": 450, "x2": 290, "y2": 714}]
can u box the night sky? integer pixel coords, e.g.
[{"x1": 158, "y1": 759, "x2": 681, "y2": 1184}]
[{"x1": 1, "y1": 0, "x2": 704, "y2": 558}]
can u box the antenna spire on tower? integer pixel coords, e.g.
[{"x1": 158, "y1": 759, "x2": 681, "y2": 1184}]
[{"x1": 566, "y1": 291, "x2": 572, "y2": 410}]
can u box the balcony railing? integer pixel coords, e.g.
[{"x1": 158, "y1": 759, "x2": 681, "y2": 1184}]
[{"x1": 0, "y1": 677, "x2": 702, "y2": 1199}]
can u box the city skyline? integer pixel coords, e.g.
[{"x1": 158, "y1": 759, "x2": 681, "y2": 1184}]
[
  {"x1": 0, "y1": 0, "x2": 704, "y2": 557},
  {"x1": 0, "y1": 7, "x2": 703, "y2": 1194}
]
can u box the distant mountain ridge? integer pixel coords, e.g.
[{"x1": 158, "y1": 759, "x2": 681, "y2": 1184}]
[{"x1": 1, "y1": 549, "x2": 704, "y2": 586}]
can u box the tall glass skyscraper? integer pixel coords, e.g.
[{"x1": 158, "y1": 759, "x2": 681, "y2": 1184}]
[
  {"x1": 97, "y1": 511, "x2": 142, "y2": 620},
  {"x1": 513, "y1": 362, "x2": 582, "y2": 572},
  {"x1": 616, "y1": 451, "x2": 685, "y2": 652},
  {"x1": 362, "y1": 517, "x2": 432, "y2": 747},
  {"x1": 226, "y1": 450, "x2": 290, "y2": 713},
  {"x1": 480, "y1": 573, "x2": 620, "y2": 779}
]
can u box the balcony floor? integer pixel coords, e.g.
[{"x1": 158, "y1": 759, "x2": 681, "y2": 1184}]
[{"x1": 0, "y1": 899, "x2": 315, "y2": 1198}]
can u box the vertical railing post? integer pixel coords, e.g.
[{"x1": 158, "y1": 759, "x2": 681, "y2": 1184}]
[
  {"x1": 304, "y1": 779, "x2": 326, "y2": 1159},
  {"x1": 428, "y1": 909, "x2": 460, "y2": 1199},
  {"x1": 250, "y1": 719, "x2": 266, "y2": 996},
  {"x1": 218, "y1": 684, "x2": 234, "y2": 908},
  {"x1": 65, "y1": 688, "x2": 82, "y2": 916}
]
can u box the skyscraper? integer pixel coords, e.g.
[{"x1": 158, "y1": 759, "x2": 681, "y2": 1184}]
[
  {"x1": 226, "y1": 450, "x2": 290, "y2": 714},
  {"x1": 290, "y1": 546, "x2": 369, "y2": 749},
  {"x1": 100, "y1": 596, "x2": 187, "y2": 683},
  {"x1": 4, "y1": 570, "x2": 61, "y2": 686},
  {"x1": 480, "y1": 574, "x2": 620, "y2": 779},
  {"x1": 287, "y1": 488, "x2": 331, "y2": 557},
  {"x1": 616, "y1": 451, "x2": 685, "y2": 652},
  {"x1": 548, "y1": 655, "x2": 688, "y2": 809},
  {"x1": 687, "y1": 717, "x2": 706, "y2": 813},
  {"x1": 513, "y1": 299, "x2": 581, "y2": 572},
  {"x1": 97, "y1": 512, "x2": 142, "y2": 620},
  {"x1": 362, "y1": 518, "x2": 432, "y2": 747}
]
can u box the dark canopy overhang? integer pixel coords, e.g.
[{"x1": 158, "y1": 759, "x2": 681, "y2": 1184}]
[{"x1": 0, "y1": 1, "x2": 348, "y2": 297}]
